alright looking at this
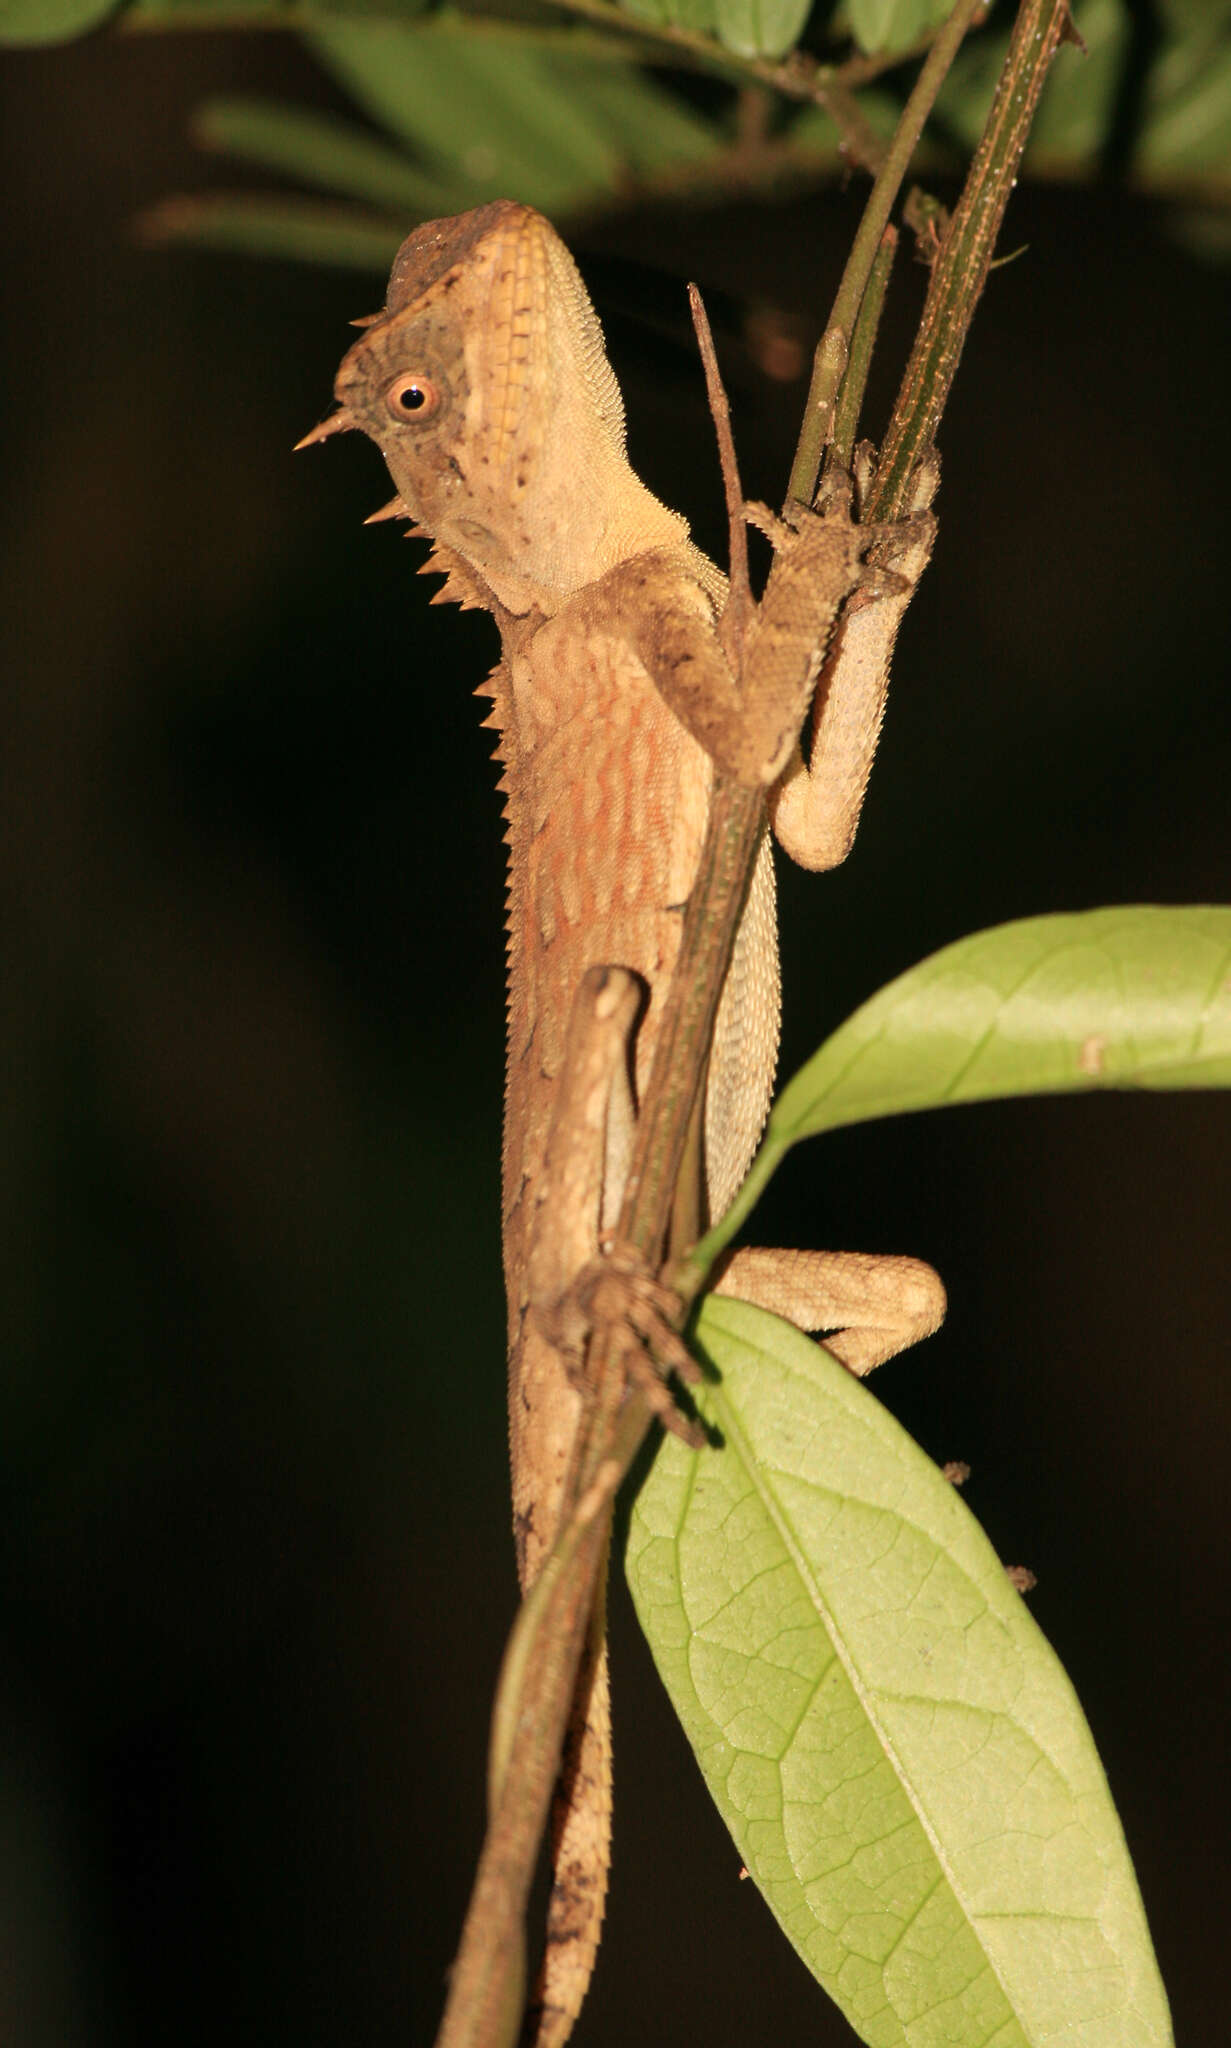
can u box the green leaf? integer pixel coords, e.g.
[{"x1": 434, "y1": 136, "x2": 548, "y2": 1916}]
[
  {"x1": 547, "y1": 58, "x2": 722, "y2": 171},
  {"x1": 714, "y1": 0, "x2": 812, "y2": 61},
  {"x1": 847, "y1": 0, "x2": 952, "y2": 58},
  {"x1": 127, "y1": 0, "x2": 303, "y2": 19},
  {"x1": 303, "y1": 20, "x2": 724, "y2": 214},
  {"x1": 1160, "y1": 0, "x2": 1231, "y2": 29},
  {"x1": 934, "y1": 0, "x2": 1123, "y2": 157},
  {"x1": 192, "y1": 97, "x2": 465, "y2": 214},
  {"x1": 306, "y1": 21, "x2": 621, "y2": 213},
  {"x1": 619, "y1": 0, "x2": 719, "y2": 37},
  {"x1": 627, "y1": 1296, "x2": 1174, "y2": 2048},
  {"x1": 789, "y1": 89, "x2": 901, "y2": 156},
  {"x1": 137, "y1": 194, "x2": 406, "y2": 268},
  {"x1": 1140, "y1": 38, "x2": 1231, "y2": 173},
  {"x1": 0, "y1": 0, "x2": 117, "y2": 44},
  {"x1": 1026, "y1": 0, "x2": 1127, "y2": 158},
  {"x1": 701, "y1": 906, "x2": 1231, "y2": 1259},
  {"x1": 939, "y1": 0, "x2": 1231, "y2": 180}
]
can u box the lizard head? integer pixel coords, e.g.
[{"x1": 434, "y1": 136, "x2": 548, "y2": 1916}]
[{"x1": 299, "y1": 201, "x2": 687, "y2": 615}]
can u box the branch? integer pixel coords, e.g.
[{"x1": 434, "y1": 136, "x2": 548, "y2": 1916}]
[
  {"x1": 788, "y1": 0, "x2": 989, "y2": 508},
  {"x1": 871, "y1": 0, "x2": 1079, "y2": 520}
]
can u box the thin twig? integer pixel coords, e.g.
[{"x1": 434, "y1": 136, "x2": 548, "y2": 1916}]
[
  {"x1": 870, "y1": 0, "x2": 1079, "y2": 521},
  {"x1": 688, "y1": 285, "x2": 752, "y2": 664}
]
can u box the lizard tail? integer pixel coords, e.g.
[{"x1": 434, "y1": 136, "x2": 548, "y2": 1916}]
[{"x1": 523, "y1": 1587, "x2": 612, "y2": 2048}]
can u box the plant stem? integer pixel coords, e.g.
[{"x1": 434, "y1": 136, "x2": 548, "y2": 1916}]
[
  {"x1": 788, "y1": 0, "x2": 990, "y2": 509},
  {"x1": 871, "y1": 0, "x2": 1079, "y2": 520},
  {"x1": 829, "y1": 224, "x2": 897, "y2": 476}
]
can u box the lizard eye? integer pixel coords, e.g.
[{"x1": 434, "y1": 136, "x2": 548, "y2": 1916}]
[{"x1": 384, "y1": 373, "x2": 440, "y2": 422}]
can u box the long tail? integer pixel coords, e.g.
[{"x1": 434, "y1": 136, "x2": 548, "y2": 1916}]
[{"x1": 523, "y1": 1577, "x2": 611, "y2": 2048}]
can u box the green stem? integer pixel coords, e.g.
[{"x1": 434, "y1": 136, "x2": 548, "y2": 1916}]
[
  {"x1": 788, "y1": 0, "x2": 989, "y2": 508},
  {"x1": 870, "y1": 0, "x2": 1079, "y2": 520},
  {"x1": 829, "y1": 224, "x2": 896, "y2": 476}
]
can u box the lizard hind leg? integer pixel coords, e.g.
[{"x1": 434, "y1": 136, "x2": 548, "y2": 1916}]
[{"x1": 712, "y1": 1244, "x2": 946, "y2": 1376}]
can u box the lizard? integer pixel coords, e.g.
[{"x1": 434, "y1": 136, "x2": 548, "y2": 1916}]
[{"x1": 299, "y1": 199, "x2": 946, "y2": 2047}]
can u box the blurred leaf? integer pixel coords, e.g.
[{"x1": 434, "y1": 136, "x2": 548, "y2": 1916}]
[
  {"x1": 715, "y1": 0, "x2": 812, "y2": 61},
  {"x1": 701, "y1": 906, "x2": 1231, "y2": 1260},
  {"x1": 305, "y1": 19, "x2": 724, "y2": 212},
  {"x1": 137, "y1": 193, "x2": 405, "y2": 267},
  {"x1": 129, "y1": 0, "x2": 318, "y2": 19},
  {"x1": 558, "y1": 55, "x2": 723, "y2": 168},
  {"x1": 628, "y1": 1296, "x2": 1174, "y2": 2048},
  {"x1": 939, "y1": 0, "x2": 1231, "y2": 188},
  {"x1": 1025, "y1": 0, "x2": 1125, "y2": 156},
  {"x1": 789, "y1": 87, "x2": 900, "y2": 153},
  {"x1": 1139, "y1": 37, "x2": 1231, "y2": 173},
  {"x1": 306, "y1": 21, "x2": 624, "y2": 212},
  {"x1": 1159, "y1": 0, "x2": 1231, "y2": 29},
  {"x1": 1170, "y1": 205, "x2": 1231, "y2": 258},
  {"x1": 192, "y1": 97, "x2": 465, "y2": 213},
  {"x1": 0, "y1": 0, "x2": 118, "y2": 44},
  {"x1": 619, "y1": 0, "x2": 720, "y2": 36},
  {"x1": 936, "y1": 0, "x2": 1124, "y2": 155},
  {"x1": 847, "y1": 0, "x2": 952, "y2": 58}
]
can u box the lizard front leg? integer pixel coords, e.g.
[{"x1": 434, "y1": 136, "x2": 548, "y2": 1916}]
[{"x1": 769, "y1": 451, "x2": 939, "y2": 871}]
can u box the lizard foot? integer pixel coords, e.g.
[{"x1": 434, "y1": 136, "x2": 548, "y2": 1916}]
[{"x1": 558, "y1": 1239, "x2": 707, "y2": 1447}]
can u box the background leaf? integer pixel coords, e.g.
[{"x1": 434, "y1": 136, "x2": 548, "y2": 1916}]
[
  {"x1": 627, "y1": 1296, "x2": 1174, "y2": 2048},
  {"x1": 304, "y1": 21, "x2": 618, "y2": 210},
  {"x1": 136, "y1": 193, "x2": 408, "y2": 266},
  {"x1": 713, "y1": 0, "x2": 812, "y2": 62},
  {"x1": 1138, "y1": 35, "x2": 1231, "y2": 176},
  {"x1": 304, "y1": 20, "x2": 724, "y2": 215},
  {"x1": 620, "y1": 0, "x2": 720, "y2": 36},
  {"x1": 937, "y1": 0, "x2": 1231, "y2": 189},
  {"x1": 191, "y1": 96, "x2": 467, "y2": 216},
  {"x1": 0, "y1": 0, "x2": 117, "y2": 44},
  {"x1": 936, "y1": 0, "x2": 1126, "y2": 157},
  {"x1": 847, "y1": 0, "x2": 953, "y2": 59}
]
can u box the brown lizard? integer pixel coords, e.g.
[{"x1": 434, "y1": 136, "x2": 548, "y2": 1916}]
[{"x1": 300, "y1": 199, "x2": 946, "y2": 2047}]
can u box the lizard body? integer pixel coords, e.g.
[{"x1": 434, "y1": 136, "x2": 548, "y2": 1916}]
[{"x1": 304, "y1": 200, "x2": 945, "y2": 2047}]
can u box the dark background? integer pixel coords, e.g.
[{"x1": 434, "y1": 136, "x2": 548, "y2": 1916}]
[{"x1": 1, "y1": 26, "x2": 1227, "y2": 2047}]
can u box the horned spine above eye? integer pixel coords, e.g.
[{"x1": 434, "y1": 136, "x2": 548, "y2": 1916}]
[{"x1": 385, "y1": 374, "x2": 439, "y2": 421}]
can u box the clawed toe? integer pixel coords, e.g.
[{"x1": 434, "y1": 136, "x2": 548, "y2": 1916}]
[{"x1": 553, "y1": 1241, "x2": 708, "y2": 1442}]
